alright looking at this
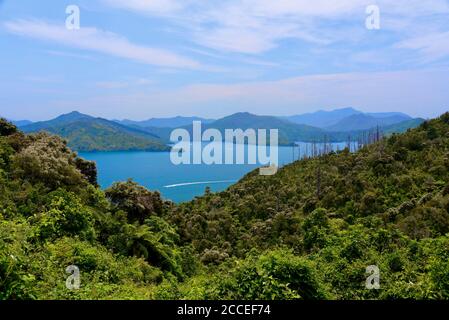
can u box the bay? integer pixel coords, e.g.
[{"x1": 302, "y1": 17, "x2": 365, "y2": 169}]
[{"x1": 79, "y1": 141, "x2": 349, "y2": 203}]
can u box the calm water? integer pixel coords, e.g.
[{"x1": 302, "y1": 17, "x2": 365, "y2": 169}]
[{"x1": 79, "y1": 142, "x2": 349, "y2": 203}]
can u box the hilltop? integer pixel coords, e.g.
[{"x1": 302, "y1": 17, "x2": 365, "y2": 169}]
[{"x1": 20, "y1": 111, "x2": 169, "y2": 152}]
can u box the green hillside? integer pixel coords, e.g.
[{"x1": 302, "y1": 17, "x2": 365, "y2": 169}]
[
  {"x1": 21, "y1": 112, "x2": 169, "y2": 152},
  {"x1": 1, "y1": 113, "x2": 449, "y2": 300},
  {"x1": 169, "y1": 113, "x2": 449, "y2": 299},
  {"x1": 381, "y1": 118, "x2": 426, "y2": 135}
]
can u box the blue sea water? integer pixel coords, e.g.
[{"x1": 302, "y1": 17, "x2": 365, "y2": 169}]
[{"x1": 79, "y1": 142, "x2": 348, "y2": 203}]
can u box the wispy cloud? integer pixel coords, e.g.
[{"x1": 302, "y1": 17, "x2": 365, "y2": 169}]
[
  {"x1": 4, "y1": 19, "x2": 201, "y2": 69},
  {"x1": 45, "y1": 50, "x2": 95, "y2": 61},
  {"x1": 102, "y1": 0, "x2": 449, "y2": 55},
  {"x1": 396, "y1": 31, "x2": 449, "y2": 63}
]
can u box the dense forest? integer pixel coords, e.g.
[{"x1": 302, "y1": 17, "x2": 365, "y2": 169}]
[{"x1": 1, "y1": 113, "x2": 449, "y2": 300}]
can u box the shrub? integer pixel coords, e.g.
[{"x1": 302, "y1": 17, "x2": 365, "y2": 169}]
[
  {"x1": 31, "y1": 189, "x2": 95, "y2": 241},
  {"x1": 214, "y1": 250, "x2": 327, "y2": 300}
]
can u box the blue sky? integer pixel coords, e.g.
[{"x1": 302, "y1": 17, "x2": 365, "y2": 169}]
[{"x1": 1, "y1": 0, "x2": 449, "y2": 121}]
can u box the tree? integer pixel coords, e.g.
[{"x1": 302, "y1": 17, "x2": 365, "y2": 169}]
[
  {"x1": 33, "y1": 189, "x2": 94, "y2": 241},
  {"x1": 12, "y1": 132, "x2": 85, "y2": 189},
  {"x1": 0, "y1": 118, "x2": 17, "y2": 136},
  {"x1": 105, "y1": 180, "x2": 165, "y2": 223},
  {"x1": 75, "y1": 157, "x2": 98, "y2": 186}
]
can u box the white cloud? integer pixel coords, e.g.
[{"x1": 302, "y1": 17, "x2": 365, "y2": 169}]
[
  {"x1": 194, "y1": 28, "x2": 277, "y2": 54},
  {"x1": 396, "y1": 31, "x2": 449, "y2": 62},
  {"x1": 4, "y1": 19, "x2": 201, "y2": 69},
  {"x1": 102, "y1": 0, "x2": 449, "y2": 55}
]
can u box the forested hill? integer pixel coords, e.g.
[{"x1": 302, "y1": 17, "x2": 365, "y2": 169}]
[
  {"x1": 20, "y1": 112, "x2": 169, "y2": 152},
  {"x1": 169, "y1": 112, "x2": 449, "y2": 298},
  {"x1": 1, "y1": 113, "x2": 449, "y2": 300}
]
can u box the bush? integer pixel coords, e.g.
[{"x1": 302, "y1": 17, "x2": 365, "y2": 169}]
[
  {"x1": 214, "y1": 250, "x2": 327, "y2": 300},
  {"x1": 0, "y1": 220, "x2": 36, "y2": 299},
  {"x1": 31, "y1": 189, "x2": 95, "y2": 241},
  {"x1": 29, "y1": 238, "x2": 163, "y2": 299}
]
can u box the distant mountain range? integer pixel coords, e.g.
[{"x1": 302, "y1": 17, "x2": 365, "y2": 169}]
[
  {"x1": 283, "y1": 107, "x2": 413, "y2": 131},
  {"x1": 135, "y1": 112, "x2": 329, "y2": 146},
  {"x1": 196, "y1": 112, "x2": 328, "y2": 145},
  {"x1": 325, "y1": 113, "x2": 412, "y2": 132},
  {"x1": 282, "y1": 107, "x2": 361, "y2": 128},
  {"x1": 116, "y1": 116, "x2": 215, "y2": 128},
  {"x1": 10, "y1": 119, "x2": 33, "y2": 127},
  {"x1": 8, "y1": 108, "x2": 425, "y2": 151},
  {"x1": 139, "y1": 111, "x2": 423, "y2": 145},
  {"x1": 20, "y1": 112, "x2": 169, "y2": 152}
]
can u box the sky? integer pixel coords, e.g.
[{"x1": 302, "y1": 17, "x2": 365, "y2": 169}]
[{"x1": 0, "y1": 0, "x2": 449, "y2": 121}]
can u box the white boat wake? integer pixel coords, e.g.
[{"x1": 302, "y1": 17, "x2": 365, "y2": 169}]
[{"x1": 164, "y1": 180, "x2": 237, "y2": 188}]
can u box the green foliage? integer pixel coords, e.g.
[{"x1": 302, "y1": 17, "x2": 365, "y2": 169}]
[
  {"x1": 75, "y1": 157, "x2": 98, "y2": 186},
  {"x1": 105, "y1": 180, "x2": 167, "y2": 223},
  {"x1": 167, "y1": 112, "x2": 449, "y2": 299},
  {"x1": 31, "y1": 189, "x2": 95, "y2": 241},
  {"x1": 0, "y1": 220, "x2": 35, "y2": 299},
  {"x1": 1, "y1": 114, "x2": 449, "y2": 300},
  {"x1": 0, "y1": 118, "x2": 17, "y2": 136},
  {"x1": 12, "y1": 132, "x2": 86, "y2": 189},
  {"x1": 29, "y1": 237, "x2": 162, "y2": 299},
  {"x1": 0, "y1": 121, "x2": 181, "y2": 299},
  {"x1": 194, "y1": 250, "x2": 326, "y2": 300},
  {"x1": 302, "y1": 208, "x2": 330, "y2": 252}
]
